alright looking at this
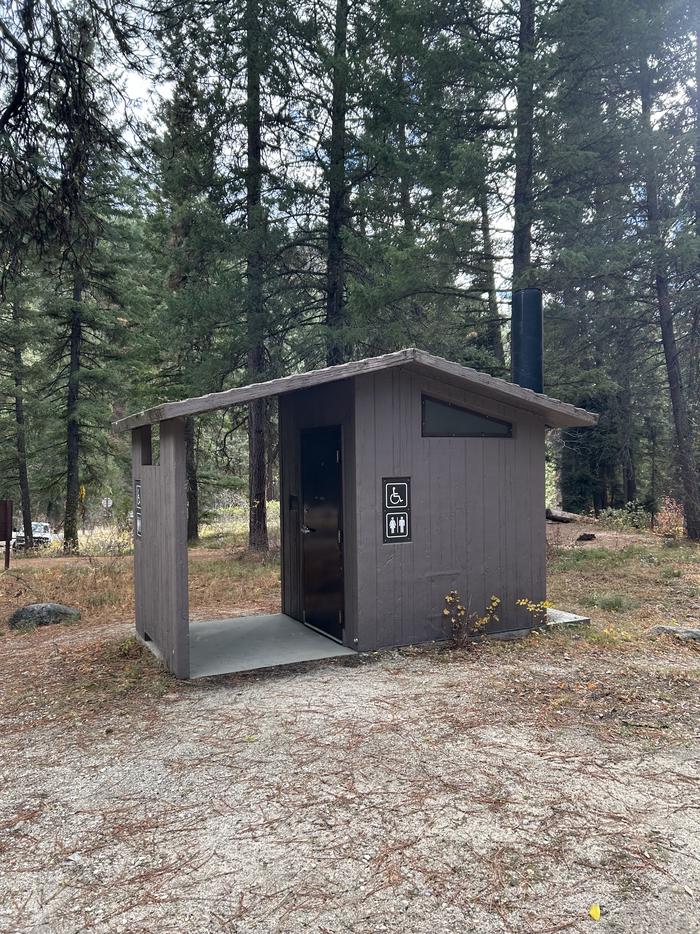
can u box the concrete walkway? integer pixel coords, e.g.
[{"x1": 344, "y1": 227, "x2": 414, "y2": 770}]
[{"x1": 188, "y1": 614, "x2": 356, "y2": 678}]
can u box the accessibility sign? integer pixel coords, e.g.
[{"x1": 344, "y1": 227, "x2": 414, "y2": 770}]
[
  {"x1": 385, "y1": 481, "x2": 408, "y2": 510},
  {"x1": 382, "y1": 477, "x2": 411, "y2": 543}
]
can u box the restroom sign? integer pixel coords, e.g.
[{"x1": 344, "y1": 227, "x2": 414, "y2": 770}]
[
  {"x1": 134, "y1": 482, "x2": 142, "y2": 539},
  {"x1": 383, "y1": 477, "x2": 411, "y2": 543},
  {"x1": 385, "y1": 511, "x2": 409, "y2": 540}
]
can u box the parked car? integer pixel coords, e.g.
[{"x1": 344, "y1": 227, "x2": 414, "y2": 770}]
[{"x1": 13, "y1": 522, "x2": 56, "y2": 549}]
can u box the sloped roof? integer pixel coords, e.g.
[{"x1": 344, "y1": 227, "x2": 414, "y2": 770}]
[{"x1": 113, "y1": 348, "x2": 598, "y2": 432}]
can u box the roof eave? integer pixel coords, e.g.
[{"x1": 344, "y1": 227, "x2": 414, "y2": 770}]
[{"x1": 113, "y1": 347, "x2": 598, "y2": 433}]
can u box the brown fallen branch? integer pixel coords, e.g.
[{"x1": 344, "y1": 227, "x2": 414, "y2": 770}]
[{"x1": 546, "y1": 507, "x2": 582, "y2": 523}]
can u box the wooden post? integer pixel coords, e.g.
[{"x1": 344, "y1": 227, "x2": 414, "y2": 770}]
[
  {"x1": 160, "y1": 418, "x2": 189, "y2": 677},
  {"x1": 0, "y1": 500, "x2": 12, "y2": 569},
  {"x1": 131, "y1": 420, "x2": 190, "y2": 678},
  {"x1": 131, "y1": 426, "x2": 151, "y2": 643}
]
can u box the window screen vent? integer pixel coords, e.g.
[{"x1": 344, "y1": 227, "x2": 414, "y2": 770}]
[{"x1": 422, "y1": 395, "x2": 512, "y2": 438}]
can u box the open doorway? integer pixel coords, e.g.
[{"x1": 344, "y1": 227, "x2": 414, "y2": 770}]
[{"x1": 186, "y1": 416, "x2": 351, "y2": 677}]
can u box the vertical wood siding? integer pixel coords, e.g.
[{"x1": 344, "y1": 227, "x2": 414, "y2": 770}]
[
  {"x1": 354, "y1": 368, "x2": 546, "y2": 649},
  {"x1": 131, "y1": 418, "x2": 189, "y2": 677},
  {"x1": 279, "y1": 381, "x2": 358, "y2": 647}
]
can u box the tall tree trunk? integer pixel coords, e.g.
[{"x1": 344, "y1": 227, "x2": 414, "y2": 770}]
[
  {"x1": 265, "y1": 407, "x2": 278, "y2": 503},
  {"x1": 647, "y1": 418, "x2": 658, "y2": 526},
  {"x1": 640, "y1": 55, "x2": 700, "y2": 539},
  {"x1": 479, "y1": 186, "x2": 505, "y2": 367},
  {"x1": 512, "y1": 0, "x2": 536, "y2": 288},
  {"x1": 64, "y1": 277, "x2": 82, "y2": 552},
  {"x1": 326, "y1": 0, "x2": 349, "y2": 366},
  {"x1": 246, "y1": 0, "x2": 268, "y2": 551},
  {"x1": 185, "y1": 416, "x2": 199, "y2": 543},
  {"x1": 621, "y1": 451, "x2": 637, "y2": 504},
  {"x1": 691, "y1": 25, "x2": 700, "y2": 416},
  {"x1": 619, "y1": 376, "x2": 636, "y2": 503},
  {"x1": 694, "y1": 24, "x2": 700, "y2": 236},
  {"x1": 395, "y1": 58, "x2": 413, "y2": 234},
  {"x1": 12, "y1": 303, "x2": 33, "y2": 547}
]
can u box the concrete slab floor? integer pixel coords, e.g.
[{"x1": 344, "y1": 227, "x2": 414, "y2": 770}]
[
  {"x1": 485, "y1": 607, "x2": 591, "y2": 641},
  {"x1": 546, "y1": 607, "x2": 591, "y2": 628},
  {"x1": 188, "y1": 614, "x2": 356, "y2": 679}
]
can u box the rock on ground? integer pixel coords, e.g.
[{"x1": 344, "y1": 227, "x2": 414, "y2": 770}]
[
  {"x1": 649, "y1": 625, "x2": 700, "y2": 642},
  {"x1": 7, "y1": 603, "x2": 80, "y2": 630}
]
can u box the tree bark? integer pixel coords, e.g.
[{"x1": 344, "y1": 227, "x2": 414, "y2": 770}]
[
  {"x1": 12, "y1": 303, "x2": 33, "y2": 547},
  {"x1": 245, "y1": 0, "x2": 268, "y2": 551},
  {"x1": 640, "y1": 55, "x2": 700, "y2": 539},
  {"x1": 479, "y1": 186, "x2": 505, "y2": 367},
  {"x1": 512, "y1": 0, "x2": 536, "y2": 289},
  {"x1": 63, "y1": 276, "x2": 82, "y2": 552},
  {"x1": 265, "y1": 407, "x2": 278, "y2": 503},
  {"x1": 691, "y1": 25, "x2": 700, "y2": 413},
  {"x1": 694, "y1": 25, "x2": 700, "y2": 235},
  {"x1": 619, "y1": 377, "x2": 637, "y2": 503},
  {"x1": 326, "y1": 0, "x2": 350, "y2": 366},
  {"x1": 395, "y1": 58, "x2": 413, "y2": 234},
  {"x1": 185, "y1": 415, "x2": 199, "y2": 543}
]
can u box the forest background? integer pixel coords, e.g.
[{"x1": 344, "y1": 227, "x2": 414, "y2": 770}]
[{"x1": 1, "y1": 0, "x2": 699, "y2": 551}]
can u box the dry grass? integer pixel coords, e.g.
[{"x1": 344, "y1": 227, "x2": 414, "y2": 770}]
[
  {"x1": 0, "y1": 526, "x2": 697, "y2": 743},
  {"x1": 547, "y1": 535, "x2": 700, "y2": 648},
  {"x1": 0, "y1": 549, "x2": 280, "y2": 629},
  {"x1": 0, "y1": 528, "x2": 699, "y2": 932}
]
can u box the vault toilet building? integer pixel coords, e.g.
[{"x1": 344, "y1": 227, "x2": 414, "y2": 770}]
[{"x1": 114, "y1": 295, "x2": 596, "y2": 678}]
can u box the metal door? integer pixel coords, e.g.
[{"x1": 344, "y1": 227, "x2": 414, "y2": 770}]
[{"x1": 301, "y1": 426, "x2": 344, "y2": 641}]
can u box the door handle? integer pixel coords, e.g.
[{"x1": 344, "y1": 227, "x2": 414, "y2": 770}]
[{"x1": 301, "y1": 525, "x2": 316, "y2": 534}]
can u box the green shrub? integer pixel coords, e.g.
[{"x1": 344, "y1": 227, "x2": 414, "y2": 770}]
[{"x1": 597, "y1": 501, "x2": 652, "y2": 532}]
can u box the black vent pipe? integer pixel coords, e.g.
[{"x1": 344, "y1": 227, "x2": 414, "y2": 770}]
[{"x1": 511, "y1": 287, "x2": 543, "y2": 394}]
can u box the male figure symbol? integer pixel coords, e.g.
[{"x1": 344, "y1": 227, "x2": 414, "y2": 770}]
[{"x1": 385, "y1": 511, "x2": 409, "y2": 540}]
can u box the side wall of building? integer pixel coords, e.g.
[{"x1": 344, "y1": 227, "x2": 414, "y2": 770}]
[
  {"x1": 279, "y1": 381, "x2": 358, "y2": 647},
  {"x1": 353, "y1": 368, "x2": 546, "y2": 650},
  {"x1": 131, "y1": 418, "x2": 190, "y2": 677}
]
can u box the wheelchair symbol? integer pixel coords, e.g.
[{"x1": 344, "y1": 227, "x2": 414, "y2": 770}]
[{"x1": 384, "y1": 481, "x2": 408, "y2": 509}]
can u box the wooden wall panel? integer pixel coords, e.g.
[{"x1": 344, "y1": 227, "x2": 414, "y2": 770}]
[
  {"x1": 131, "y1": 418, "x2": 189, "y2": 677},
  {"x1": 354, "y1": 369, "x2": 547, "y2": 648}
]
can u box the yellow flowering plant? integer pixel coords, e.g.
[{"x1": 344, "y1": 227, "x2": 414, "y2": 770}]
[
  {"x1": 442, "y1": 591, "x2": 500, "y2": 649},
  {"x1": 515, "y1": 597, "x2": 553, "y2": 627}
]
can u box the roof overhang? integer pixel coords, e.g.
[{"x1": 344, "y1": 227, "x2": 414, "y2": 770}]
[{"x1": 113, "y1": 348, "x2": 598, "y2": 433}]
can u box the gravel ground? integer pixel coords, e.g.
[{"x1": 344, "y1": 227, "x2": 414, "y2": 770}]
[{"x1": 0, "y1": 618, "x2": 699, "y2": 934}]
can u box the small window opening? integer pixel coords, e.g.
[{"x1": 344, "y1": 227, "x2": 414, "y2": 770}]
[
  {"x1": 138, "y1": 424, "x2": 159, "y2": 465},
  {"x1": 151, "y1": 423, "x2": 160, "y2": 464},
  {"x1": 422, "y1": 395, "x2": 512, "y2": 438}
]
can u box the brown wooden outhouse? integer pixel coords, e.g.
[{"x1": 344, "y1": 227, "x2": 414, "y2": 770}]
[{"x1": 114, "y1": 348, "x2": 596, "y2": 678}]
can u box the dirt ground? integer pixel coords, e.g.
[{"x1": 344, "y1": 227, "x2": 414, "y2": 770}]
[{"x1": 0, "y1": 529, "x2": 699, "y2": 933}]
